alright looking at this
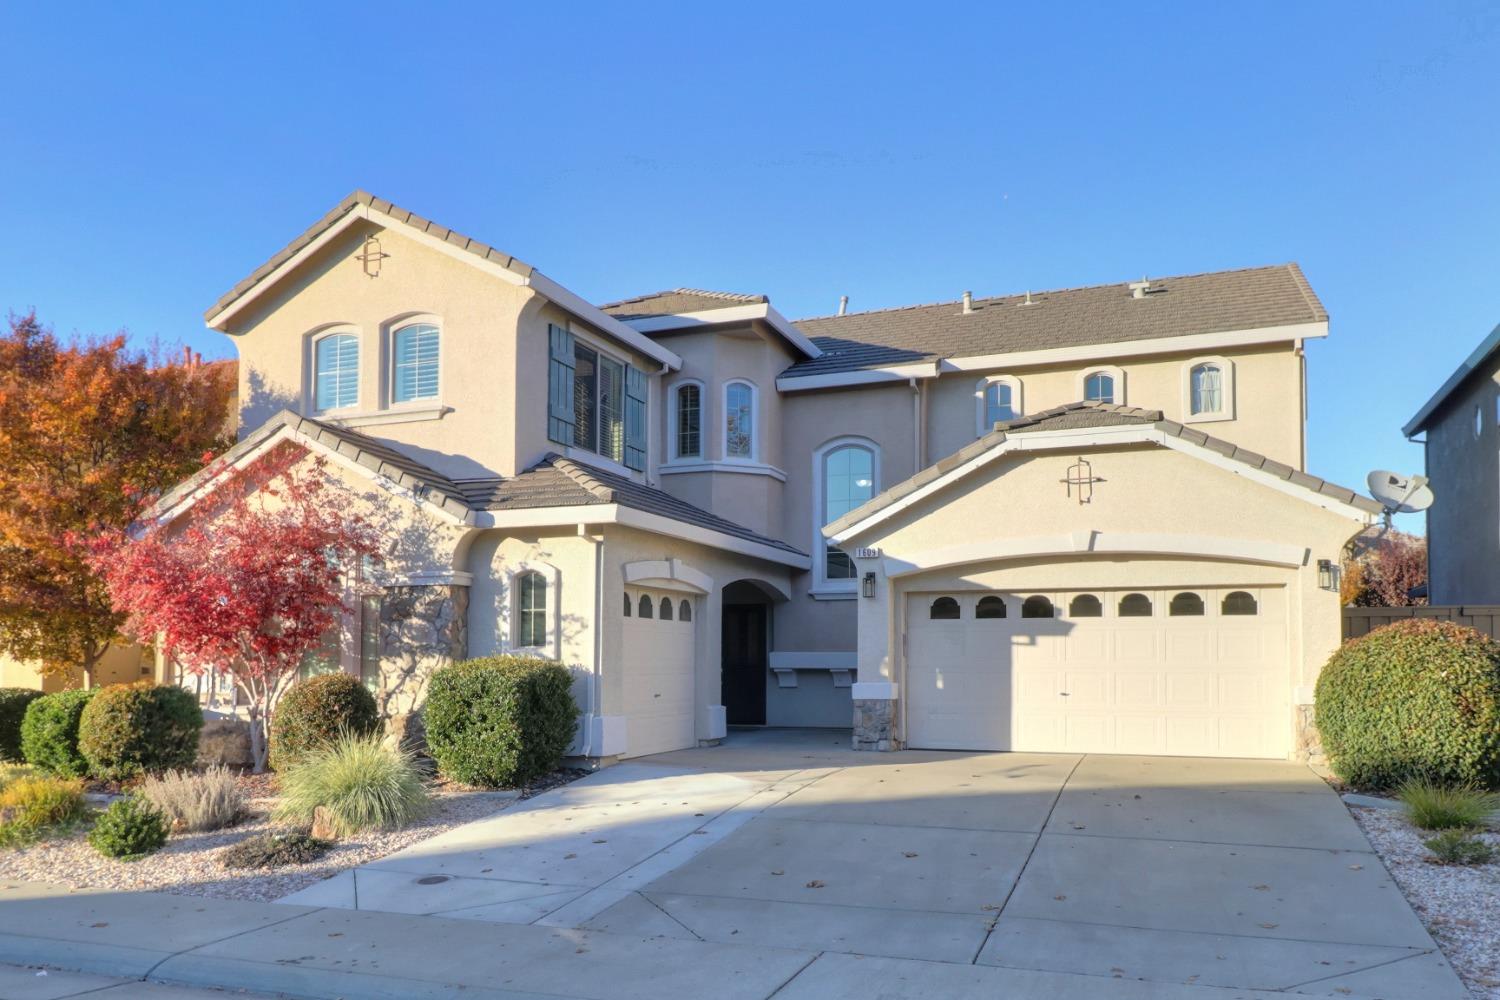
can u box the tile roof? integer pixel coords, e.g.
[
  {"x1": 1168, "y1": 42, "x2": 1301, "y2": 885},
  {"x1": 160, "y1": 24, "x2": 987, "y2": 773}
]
[
  {"x1": 824, "y1": 401, "x2": 1380, "y2": 537},
  {"x1": 149, "y1": 410, "x2": 803, "y2": 558},
  {"x1": 782, "y1": 264, "x2": 1326, "y2": 380},
  {"x1": 205, "y1": 190, "x2": 537, "y2": 322},
  {"x1": 600, "y1": 289, "x2": 769, "y2": 322}
]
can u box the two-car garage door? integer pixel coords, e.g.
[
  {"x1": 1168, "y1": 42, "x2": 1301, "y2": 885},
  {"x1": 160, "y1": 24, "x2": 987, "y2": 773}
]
[{"x1": 905, "y1": 587, "x2": 1288, "y2": 758}]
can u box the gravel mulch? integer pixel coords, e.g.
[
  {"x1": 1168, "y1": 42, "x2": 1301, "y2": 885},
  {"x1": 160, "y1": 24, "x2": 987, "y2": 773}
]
[
  {"x1": 1352, "y1": 804, "x2": 1500, "y2": 998},
  {"x1": 0, "y1": 767, "x2": 589, "y2": 903}
]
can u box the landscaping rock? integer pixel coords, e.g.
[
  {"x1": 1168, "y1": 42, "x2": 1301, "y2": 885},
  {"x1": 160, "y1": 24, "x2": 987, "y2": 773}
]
[
  {"x1": 385, "y1": 711, "x2": 427, "y2": 756},
  {"x1": 198, "y1": 718, "x2": 254, "y2": 768},
  {"x1": 310, "y1": 805, "x2": 339, "y2": 841}
]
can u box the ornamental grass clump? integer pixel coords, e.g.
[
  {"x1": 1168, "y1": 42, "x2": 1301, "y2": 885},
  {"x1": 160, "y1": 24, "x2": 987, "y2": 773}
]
[
  {"x1": 0, "y1": 775, "x2": 89, "y2": 847},
  {"x1": 1397, "y1": 778, "x2": 1500, "y2": 831},
  {"x1": 1315, "y1": 620, "x2": 1500, "y2": 791},
  {"x1": 20, "y1": 688, "x2": 95, "y2": 777},
  {"x1": 88, "y1": 796, "x2": 169, "y2": 860},
  {"x1": 275, "y1": 732, "x2": 429, "y2": 838},
  {"x1": 140, "y1": 765, "x2": 246, "y2": 832},
  {"x1": 1423, "y1": 829, "x2": 1497, "y2": 866}
]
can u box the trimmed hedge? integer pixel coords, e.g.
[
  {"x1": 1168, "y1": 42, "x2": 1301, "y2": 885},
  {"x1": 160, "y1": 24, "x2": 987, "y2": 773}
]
[
  {"x1": 0, "y1": 688, "x2": 43, "y2": 762},
  {"x1": 1316, "y1": 620, "x2": 1500, "y2": 790},
  {"x1": 269, "y1": 673, "x2": 380, "y2": 771},
  {"x1": 425, "y1": 656, "x2": 578, "y2": 787},
  {"x1": 20, "y1": 689, "x2": 96, "y2": 777},
  {"x1": 78, "y1": 684, "x2": 203, "y2": 781}
]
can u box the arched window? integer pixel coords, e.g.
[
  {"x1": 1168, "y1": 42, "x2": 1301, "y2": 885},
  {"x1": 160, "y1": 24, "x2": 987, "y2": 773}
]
[
  {"x1": 929, "y1": 596, "x2": 960, "y2": 620},
  {"x1": 976, "y1": 595, "x2": 1007, "y2": 619},
  {"x1": 516, "y1": 571, "x2": 547, "y2": 647},
  {"x1": 674, "y1": 383, "x2": 702, "y2": 458},
  {"x1": 679, "y1": 599, "x2": 692, "y2": 622},
  {"x1": 638, "y1": 593, "x2": 653, "y2": 619},
  {"x1": 981, "y1": 378, "x2": 1020, "y2": 428},
  {"x1": 1119, "y1": 592, "x2": 1153, "y2": 617},
  {"x1": 393, "y1": 323, "x2": 440, "y2": 403},
  {"x1": 1069, "y1": 594, "x2": 1103, "y2": 617},
  {"x1": 1022, "y1": 595, "x2": 1054, "y2": 619},
  {"x1": 314, "y1": 333, "x2": 359, "y2": 411},
  {"x1": 623, "y1": 592, "x2": 631, "y2": 617},
  {"x1": 659, "y1": 596, "x2": 674, "y2": 620},
  {"x1": 724, "y1": 381, "x2": 756, "y2": 459},
  {"x1": 1169, "y1": 592, "x2": 1205, "y2": 616},
  {"x1": 820, "y1": 442, "x2": 877, "y2": 583},
  {"x1": 1222, "y1": 591, "x2": 1259, "y2": 616},
  {"x1": 1083, "y1": 371, "x2": 1115, "y2": 404},
  {"x1": 1190, "y1": 363, "x2": 1223, "y2": 415}
]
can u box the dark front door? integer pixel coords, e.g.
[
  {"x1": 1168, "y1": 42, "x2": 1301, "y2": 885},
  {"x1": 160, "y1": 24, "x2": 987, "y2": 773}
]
[{"x1": 722, "y1": 603, "x2": 767, "y2": 725}]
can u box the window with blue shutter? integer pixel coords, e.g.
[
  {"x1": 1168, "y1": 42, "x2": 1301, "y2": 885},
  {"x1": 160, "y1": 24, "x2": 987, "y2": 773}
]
[
  {"x1": 547, "y1": 324, "x2": 576, "y2": 444},
  {"x1": 393, "y1": 324, "x2": 440, "y2": 403},
  {"x1": 624, "y1": 365, "x2": 647, "y2": 470},
  {"x1": 314, "y1": 333, "x2": 359, "y2": 411}
]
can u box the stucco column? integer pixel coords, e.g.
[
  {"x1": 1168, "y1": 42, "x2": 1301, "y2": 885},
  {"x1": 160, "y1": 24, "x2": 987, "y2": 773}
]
[{"x1": 851, "y1": 560, "x2": 901, "y2": 750}]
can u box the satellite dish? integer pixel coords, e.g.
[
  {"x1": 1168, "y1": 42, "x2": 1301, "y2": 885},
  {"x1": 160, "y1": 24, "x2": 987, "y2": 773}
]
[{"x1": 1366, "y1": 470, "x2": 1434, "y2": 515}]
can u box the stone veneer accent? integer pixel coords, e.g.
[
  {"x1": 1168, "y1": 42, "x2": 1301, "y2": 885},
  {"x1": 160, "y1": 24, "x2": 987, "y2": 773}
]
[
  {"x1": 852, "y1": 698, "x2": 898, "y2": 751},
  {"x1": 375, "y1": 584, "x2": 468, "y2": 717},
  {"x1": 1293, "y1": 703, "x2": 1324, "y2": 767}
]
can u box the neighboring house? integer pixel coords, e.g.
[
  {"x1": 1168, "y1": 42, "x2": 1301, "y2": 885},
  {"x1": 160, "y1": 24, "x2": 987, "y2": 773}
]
[
  {"x1": 151, "y1": 190, "x2": 1378, "y2": 761},
  {"x1": 1403, "y1": 323, "x2": 1500, "y2": 603}
]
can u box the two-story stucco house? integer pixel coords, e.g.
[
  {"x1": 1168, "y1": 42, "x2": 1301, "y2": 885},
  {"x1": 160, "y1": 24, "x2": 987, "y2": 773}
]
[
  {"x1": 1403, "y1": 322, "x2": 1500, "y2": 603},
  {"x1": 152, "y1": 191, "x2": 1379, "y2": 761}
]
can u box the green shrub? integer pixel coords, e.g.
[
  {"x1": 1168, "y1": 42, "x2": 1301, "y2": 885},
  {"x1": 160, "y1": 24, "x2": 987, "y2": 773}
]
[
  {"x1": 78, "y1": 684, "x2": 203, "y2": 780},
  {"x1": 1315, "y1": 621, "x2": 1500, "y2": 791},
  {"x1": 20, "y1": 689, "x2": 96, "y2": 777},
  {"x1": 269, "y1": 672, "x2": 379, "y2": 771},
  {"x1": 140, "y1": 766, "x2": 245, "y2": 832},
  {"x1": 1423, "y1": 828, "x2": 1496, "y2": 866},
  {"x1": 0, "y1": 775, "x2": 89, "y2": 846},
  {"x1": 426, "y1": 656, "x2": 578, "y2": 787},
  {"x1": 0, "y1": 689, "x2": 43, "y2": 762},
  {"x1": 87, "y1": 796, "x2": 169, "y2": 860},
  {"x1": 275, "y1": 733, "x2": 429, "y2": 837},
  {"x1": 1397, "y1": 778, "x2": 1500, "y2": 831},
  {"x1": 220, "y1": 830, "x2": 331, "y2": 869}
]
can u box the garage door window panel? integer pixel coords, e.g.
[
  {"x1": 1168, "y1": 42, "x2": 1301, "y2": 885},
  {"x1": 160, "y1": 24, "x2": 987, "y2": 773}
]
[
  {"x1": 930, "y1": 596, "x2": 961, "y2": 619},
  {"x1": 1022, "y1": 595, "x2": 1055, "y2": 618},
  {"x1": 679, "y1": 599, "x2": 692, "y2": 621},
  {"x1": 638, "y1": 594, "x2": 653, "y2": 618},
  {"x1": 1118, "y1": 592, "x2": 1153, "y2": 617},
  {"x1": 1068, "y1": 594, "x2": 1103, "y2": 617},
  {"x1": 1169, "y1": 592, "x2": 1206, "y2": 616},
  {"x1": 976, "y1": 595, "x2": 1007, "y2": 619},
  {"x1": 1222, "y1": 591, "x2": 1258, "y2": 615},
  {"x1": 659, "y1": 597, "x2": 674, "y2": 621}
]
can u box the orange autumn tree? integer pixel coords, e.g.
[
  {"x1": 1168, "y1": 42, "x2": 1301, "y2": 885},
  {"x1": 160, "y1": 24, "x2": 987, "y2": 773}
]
[{"x1": 0, "y1": 312, "x2": 235, "y2": 685}]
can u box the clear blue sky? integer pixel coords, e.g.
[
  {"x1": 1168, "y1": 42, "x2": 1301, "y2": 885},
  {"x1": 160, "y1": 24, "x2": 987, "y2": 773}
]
[{"x1": 4, "y1": 2, "x2": 1497, "y2": 529}]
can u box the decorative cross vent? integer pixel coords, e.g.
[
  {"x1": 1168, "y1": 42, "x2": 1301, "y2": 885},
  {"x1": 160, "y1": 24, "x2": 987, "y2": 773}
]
[
  {"x1": 1060, "y1": 456, "x2": 1104, "y2": 505},
  {"x1": 356, "y1": 236, "x2": 390, "y2": 278}
]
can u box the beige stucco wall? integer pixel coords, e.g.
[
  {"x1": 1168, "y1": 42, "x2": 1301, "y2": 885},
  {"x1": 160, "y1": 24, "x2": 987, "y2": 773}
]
[
  {"x1": 0, "y1": 644, "x2": 154, "y2": 693},
  {"x1": 225, "y1": 222, "x2": 661, "y2": 483},
  {"x1": 840, "y1": 440, "x2": 1368, "y2": 752},
  {"x1": 1420, "y1": 363, "x2": 1500, "y2": 603}
]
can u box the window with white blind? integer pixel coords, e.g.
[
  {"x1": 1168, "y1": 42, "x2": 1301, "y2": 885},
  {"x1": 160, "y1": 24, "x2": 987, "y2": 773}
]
[
  {"x1": 393, "y1": 323, "x2": 440, "y2": 403},
  {"x1": 314, "y1": 333, "x2": 359, "y2": 411}
]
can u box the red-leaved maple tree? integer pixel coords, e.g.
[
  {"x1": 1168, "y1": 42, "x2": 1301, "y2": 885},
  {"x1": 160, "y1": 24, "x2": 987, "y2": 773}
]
[{"x1": 95, "y1": 443, "x2": 380, "y2": 771}]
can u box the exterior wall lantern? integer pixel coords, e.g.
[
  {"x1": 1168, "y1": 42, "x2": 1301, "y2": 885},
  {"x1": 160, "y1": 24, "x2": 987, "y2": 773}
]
[
  {"x1": 862, "y1": 572, "x2": 877, "y2": 599},
  {"x1": 1317, "y1": 559, "x2": 1339, "y2": 592}
]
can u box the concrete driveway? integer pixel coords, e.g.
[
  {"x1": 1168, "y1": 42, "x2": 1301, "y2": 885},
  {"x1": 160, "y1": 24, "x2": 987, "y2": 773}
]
[{"x1": 280, "y1": 728, "x2": 1468, "y2": 999}]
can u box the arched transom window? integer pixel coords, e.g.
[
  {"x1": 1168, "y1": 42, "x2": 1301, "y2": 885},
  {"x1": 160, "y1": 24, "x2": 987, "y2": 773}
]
[{"x1": 820, "y1": 442, "x2": 876, "y2": 583}]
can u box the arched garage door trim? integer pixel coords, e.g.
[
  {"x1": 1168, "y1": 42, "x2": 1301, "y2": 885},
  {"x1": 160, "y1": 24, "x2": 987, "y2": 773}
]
[{"x1": 883, "y1": 531, "x2": 1309, "y2": 578}]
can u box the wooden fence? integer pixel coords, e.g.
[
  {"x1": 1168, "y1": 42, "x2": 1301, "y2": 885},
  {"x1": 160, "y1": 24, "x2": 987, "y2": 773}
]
[{"x1": 1342, "y1": 605, "x2": 1500, "y2": 641}]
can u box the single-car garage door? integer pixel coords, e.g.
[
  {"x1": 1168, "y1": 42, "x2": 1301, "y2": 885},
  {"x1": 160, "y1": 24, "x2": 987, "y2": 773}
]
[
  {"x1": 621, "y1": 589, "x2": 697, "y2": 757},
  {"x1": 906, "y1": 587, "x2": 1288, "y2": 758}
]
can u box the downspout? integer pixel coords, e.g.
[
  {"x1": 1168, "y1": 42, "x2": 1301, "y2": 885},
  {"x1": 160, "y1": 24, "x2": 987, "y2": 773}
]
[
  {"x1": 909, "y1": 378, "x2": 924, "y2": 470},
  {"x1": 1295, "y1": 340, "x2": 1307, "y2": 470}
]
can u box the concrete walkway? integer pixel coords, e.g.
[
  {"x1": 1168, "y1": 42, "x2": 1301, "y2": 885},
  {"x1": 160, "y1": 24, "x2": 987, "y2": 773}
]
[{"x1": 0, "y1": 730, "x2": 1470, "y2": 999}]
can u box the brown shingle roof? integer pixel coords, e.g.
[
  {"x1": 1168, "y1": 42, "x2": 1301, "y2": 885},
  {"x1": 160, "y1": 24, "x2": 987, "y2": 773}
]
[
  {"x1": 824, "y1": 401, "x2": 1379, "y2": 537},
  {"x1": 600, "y1": 289, "x2": 768, "y2": 322},
  {"x1": 782, "y1": 264, "x2": 1326, "y2": 379},
  {"x1": 205, "y1": 191, "x2": 537, "y2": 322}
]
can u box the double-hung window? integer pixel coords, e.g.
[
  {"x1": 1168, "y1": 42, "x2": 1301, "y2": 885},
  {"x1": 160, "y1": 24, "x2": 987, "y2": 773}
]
[
  {"x1": 675, "y1": 383, "x2": 702, "y2": 458},
  {"x1": 393, "y1": 323, "x2": 440, "y2": 403},
  {"x1": 1190, "y1": 363, "x2": 1223, "y2": 415},
  {"x1": 314, "y1": 333, "x2": 359, "y2": 411}
]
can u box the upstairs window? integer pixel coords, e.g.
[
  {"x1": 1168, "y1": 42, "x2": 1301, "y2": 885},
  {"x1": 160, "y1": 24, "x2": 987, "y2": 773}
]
[
  {"x1": 819, "y1": 441, "x2": 876, "y2": 583},
  {"x1": 985, "y1": 380, "x2": 1017, "y2": 424},
  {"x1": 1190, "y1": 363, "x2": 1223, "y2": 415},
  {"x1": 675, "y1": 383, "x2": 702, "y2": 458},
  {"x1": 547, "y1": 325, "x2": 647, "y2": 470},
  {"x1": 1084, "y1": 371, "x2": 1115, "y2": 404},
  {"x1": 393, "y1": 323, "x2": 440, "y2": 403},
  {"x1": 314, "y1": 333, "x2": 359, "y2": 411},
  {"x1": 725, "y1": 381, "x2": 756, "y2": 459}
]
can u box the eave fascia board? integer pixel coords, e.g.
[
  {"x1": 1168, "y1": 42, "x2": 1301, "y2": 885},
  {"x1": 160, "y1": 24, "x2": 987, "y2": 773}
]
[
  {"x1": 206, "y1": 209, "x2": 369, "y2": 330},
  {"x1": 621, "y1": 302, "x2": 822, "y2": 360},
  {"x1": 615, "y1": 507, "x2": 811, "y2": 570},
  {"x1": 525, "y1": 271, "x2": 683, "y2": 371},
  {"x1": 472, "y1": 504, "x2": 620, "y2": 530},
  {"x1": 776, "y1": 361, "x2": 941, "y2": 392},
  {"x1": 1403, "y1": 321, "x2": 1500, "y2": 437},
  {"x1": 775, "y1": 321, "x2": 1326, "y2": 393}
]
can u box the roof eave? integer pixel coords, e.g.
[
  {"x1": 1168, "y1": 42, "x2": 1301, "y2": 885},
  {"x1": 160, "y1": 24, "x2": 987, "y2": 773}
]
[
  {"x1": 621, "y1": 302, "x2": 822, "y2": 360},
  {"x1": 1403, "y1": 322, "x2": 1500, "y2": 438}
]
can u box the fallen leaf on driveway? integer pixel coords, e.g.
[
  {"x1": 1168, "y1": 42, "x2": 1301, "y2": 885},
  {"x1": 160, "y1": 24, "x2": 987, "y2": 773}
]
[
  {"x1": 1347, "y1": 864, "x2": 1363, "y2": 871},
  {"x1": 90, "y1": 922, "x2": 108, "y2": 928},
  {"x1": 1054, "y1": 894, "x2": 1067, "y2": 901},
  {"x1": 771, "y1": 870, "x2": 784, "y2": 876},
  {"x1": 1252, "y1": 884, "x2": 1270, "y2": 891},
  {"x1": 564, "y1": 853, "x2": 577, "y2": 859},
  {"x1": 903, "y1": 851, "x2": 918, "y2": 858},
  {"x1": 805, "y1": 880, "x2": 826, "y2": 888},
  {"x1": 1258, "y1": 922, "x2": 1279, "y2": 929}
]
